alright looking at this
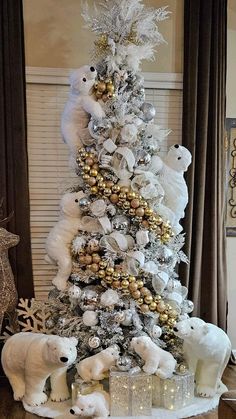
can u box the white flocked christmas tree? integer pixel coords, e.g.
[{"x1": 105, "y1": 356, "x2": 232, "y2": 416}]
[{"x1": 1, "y1": 1, "x2": 232, "y2": 417}]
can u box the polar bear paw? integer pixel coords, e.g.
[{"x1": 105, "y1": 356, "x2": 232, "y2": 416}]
[
  {"x1": 52, "y1": 276, "x2": 67, "y2": 291},
  {"x1": 196, "y1": 385, "x2": 216, "y2": 398},
  {"x1": 13, "y1": 387, "x2": 25, "y2": 401},
  {"x1": 50, "y1": 389, "x2": 70, "y2": 402},
  {"x1": 24, "y1": 391, "x2": 48, "y2": 406}
]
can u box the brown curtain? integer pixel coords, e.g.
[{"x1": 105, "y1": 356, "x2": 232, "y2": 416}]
[
  {"x1": 0, "y1": 0, "x2": 34, "y2": 298},
  {"x1": 180, "y1": 0, "x2": 227, "y2": 329}
]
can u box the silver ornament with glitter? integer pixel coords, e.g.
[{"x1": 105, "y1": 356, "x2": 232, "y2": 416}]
[
  {"x1": 141, "y1": 102, "x2": 156, "y2": 122},
  {"x1": 88, "y1": 336, "x2": 100, "y2": 348},
  {"x1": 79, "y1": 197, "x2": 90, "y2": 212},
  {"x1": 111, "y1": 215, "x2": 130, "y2": 234},
  {"x1": 116, "y1": 355, "x2": 132, "y2": 371},
  {"x1": 57, "y1": 317, "x2": 67, "y2": 327},
  {"x1": 181, "y1": 300, "x2": 194, "y2": 314}
]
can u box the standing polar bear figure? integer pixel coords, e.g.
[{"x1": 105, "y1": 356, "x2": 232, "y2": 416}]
[
  {"x1": 149, "y1": 144, "x2": 192, "y2": 234},
  {"x1": 173, "y1": 317, "x2": 231, "y2": 397},
  {"x1": 1, "y1": 332, "x2": 78, "y2": 406},
  {"x1": 45, "y1": 191, "x2": 102, "y2": 291},
  {"x1": 131, "y1": 336, "x2": 176, "y2": 378},
  {"x1": 61, "y1": 65, "x2": 105, "y2": 155}
]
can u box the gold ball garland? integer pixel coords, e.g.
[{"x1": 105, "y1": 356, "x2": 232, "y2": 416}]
[{"x1": 76, "y1": 148, "x2": 173, "y2": 243}]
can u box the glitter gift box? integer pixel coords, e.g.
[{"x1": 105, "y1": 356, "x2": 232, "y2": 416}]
[
  {"x1": 152, "y1": 372, "x2": 194, "y2": 410},
  {"x1": 110, "y1": 370, "x2": 152, "y2": 416}
]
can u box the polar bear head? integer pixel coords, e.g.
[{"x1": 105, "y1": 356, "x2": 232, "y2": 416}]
[
  {"x1": 131, "y1": 336, "x2": 153, "y2": 357},
  {"x1": 70, "y1": 65, "x2": 97, "y2": 96},
  {"x1": 165, "y1": 144, "x2": 192, "y2": 172},
  {"x1": 102, "y1": 345, "x2": 120, "y2": 362},
  {"x1": 173, "y1": 317, "x2": 208, "y2": 342},
  {"x1": 43, "y1": 335, "x2": 78, "y2": 367},
  {"x1": 70, "y1": 394, "x2": 98, "y2": 416},
  {"x1": 60, "y1": 191, "x2": 86, "y2": 218}
]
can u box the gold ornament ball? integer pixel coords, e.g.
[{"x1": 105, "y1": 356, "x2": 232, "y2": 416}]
[
  {"x1": 113, "y1": 280, "x2": 121, "y2": 288},
  {"x1": 79, "y1": 255, "x2": 86, "y2": 265},
  {"x1": 90, "y1": 169, "x2": 98, "y2": 177},
  {"x1": 144, "y1": 295, "x2": 153, "y2": 304},
  {"x1": 90, "y1": 263, "x2": 99, "y2": 273},
  {"x1": 168, "y1": 309, "x2": 178, "y2": 318},
  {"x1": 85, "y1": 157, "x2": 94, "y2": 166},
  {"x1": 137, "y1": 298, "x2": 144, "y2": 305},
  {"x1": 83, "y1": 165, "x2": 91, "y2": 173},
  {"x1": 167, "y1": 318, "x2": 176, "y2": 327},
  {"x1": 106, "y1": 82, "x2": 115, "y2": 93},
  {"x1": 90, "y1": 186, "x2": 99, "y2": 194},
  {"x1": 157, "y1": 301, "x2": 166, "y2": 313},
  {"x1": 127, "y1": 191, "x2": 136, "y2": 200},
  {"x1": 140, "y1": 304, "x2": 149, "y2": 313},
  {"x1": 112, "y1": 185, "x2": 121, "y2": 193},
  {"x1": 119, "y1": 193, "x2": 127, "y2": 201},
  {"x1": 123, "y1": 201, "x2": 131, "y2": 210},
  {"x1": 129, "y1": 282, "x2": 138, "y2": 292},
  {"x1": 131, "y1": 199, "x2": 140, "y2": 208},
  {"x1": 105, "y1": 276, "x2": 113, "y2": 284},
  {"x1": 103, "y1": 188, "x2": 112, "y2": 196},
  {"x1": 154, "y1": 295, "x2": 162, "y2": 303},
  {"x1": 128, "y1": 275, "x2": 136, "y2": 282},
  {"x1": 110, "y1": 194, "x2": 119, "y2": 204},
  {"x1": 178, "y1": 364, "x2": 187, "y2": 374},
  {"x1": 144, "y1": 208, "x2": 153, "y2": 216},
  {"x1": 87, "y1": 177, "x2": 97, "y2": 186},
  {"x1": 136, "y1": 280, "x2": 144, "y2": 289},
  {"x1": 132, "y1": 290, "x2": 141, "y2": 299},
  {"x1": 121, "y1": 279, "x2": 129, "y2": 288},
  {"x1": 84, "y1": 255, "x2": 93, "y2": 265},
  {"x1": 129, "y1": 208, "x2": 136, "y2": 216},
  {"x1": 95, "y1": 91, "x2": 103, "y2": 99},
  {"x1": 159, "y1": 313, "x2": 168, "y2": 322},
  {"x1": 98, "y1": 269, "x2": 106, "y2": 278},
  {"x1": 149, "y1": 302, "x2": 157, "y2": 311},
  {"x1": 92, "y1": 254, "x2": 101, "y2": 264},
  {"x1": 112, "y1": 271, "x2": 121, "y2": 279},
  {"x1": 140, "y1": 287, "x2": 150, "y2": 296},
  {"x1": 106, "y1": 267, "x2": 114, "y2": 275},
  {"x1": 136, "y1": 207, "x2": 145, "y2": 217},
  {"x1": 83, "y1": 174, "x2": 90, "y2": 181}
]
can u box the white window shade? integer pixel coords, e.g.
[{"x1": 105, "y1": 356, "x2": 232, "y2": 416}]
[{"x1": 26, "y1": 69, "x2": 183, "y2": 300}]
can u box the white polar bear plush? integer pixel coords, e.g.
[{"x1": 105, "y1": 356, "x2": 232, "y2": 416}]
[
  {"x1": 131, "y1": 336, "x2": 176, "y2": 378},
  {"x1": 173, "y1": 317, "x2": 232, "y2": 397},
  {"x1": 45, "y1": 191, "x2": 102, "y2": 291},
  {"x1": 149, "y1": 144, "x2": 192, "y2": 234},
  {"x1": 70, "y1": 390, "x2": 110, "y2": 418},
  {"x1": 61, "y1": 65, "x2": 105, "y2": 155},
  {"x1": 76, "y1": 346, "x2": 120, "y2": 382},
  {"x1": 1, "y1": 332, "x2": 78, "y2": 406}
]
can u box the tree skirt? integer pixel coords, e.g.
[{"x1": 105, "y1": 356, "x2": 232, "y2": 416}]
[{"x1": 23, "y1": 395, "x2": 220, "y2": 419}]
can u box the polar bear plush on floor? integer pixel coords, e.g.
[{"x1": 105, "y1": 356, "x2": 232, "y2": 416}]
[
  {"x1": 45, "y1": 191, "x2": 102, "y2": 291},
  {"x1": 70, "y1": 390, "x2": 110, "y2": 418},
  {"x1": 131, "y1": 336, "x2": 176, "y2": 378},
  {"x1": 149, "y1": 144, "x2": 192, "y2": 234},
  {"x1": 173, "y1": 317, "x2": 231, "y2": 397},
  {"x1": 61, "y1": 65, "x2": 105, "y2": 156},
  {"x1": 76, "y1": 346, "x2": 120, "y2": 382},
  {"x1": 1, "y1": 332, "x2": 78, "y2": 406}
]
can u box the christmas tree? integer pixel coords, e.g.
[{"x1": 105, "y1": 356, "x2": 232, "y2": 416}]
[{"x1": 44, "y1": 0, "x2": 193, "y2": 371}]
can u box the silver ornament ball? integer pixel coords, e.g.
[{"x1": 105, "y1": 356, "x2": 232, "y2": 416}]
[
  {"x1": 79, "y1": 197, "x2": 90, "y2": 212},
  {"x1": 141, "y1": 102, "x2": 156, "y2": 122},
  {"x1": 80, "y1": 286, "x2": 101, "y2": 311},
  {"x1": 116, "y1": 355, "x2": 132, "y2": 371},
  {"x1": 111, "y1": 215, "x2": 130, "y2": 234},
  {"x1": 182, "y1": 299, "x2": 194, "y2": 314}
]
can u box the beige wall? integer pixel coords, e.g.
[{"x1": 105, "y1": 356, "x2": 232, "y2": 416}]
[{"x1": 23, "y1": 0, "x2": 183, "y2": 73}]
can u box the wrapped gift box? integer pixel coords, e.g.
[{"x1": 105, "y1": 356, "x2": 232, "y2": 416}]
[
  {"x1": 110, "y1": 370, "x2": 152, "y2": 416},
  {"x1": 152, "y1": 372, "x2": 194, "y2": 410}
]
